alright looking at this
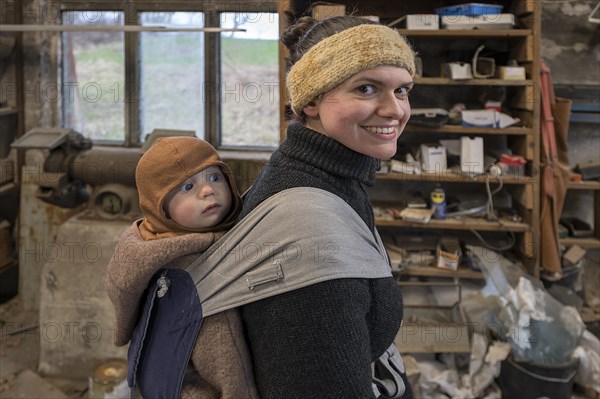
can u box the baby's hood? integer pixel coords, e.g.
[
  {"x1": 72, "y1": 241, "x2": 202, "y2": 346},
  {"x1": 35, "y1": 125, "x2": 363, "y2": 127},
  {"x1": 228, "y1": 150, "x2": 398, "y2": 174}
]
[{"x1": 136, "y1": 137, "x2": 242, "y2": 240}]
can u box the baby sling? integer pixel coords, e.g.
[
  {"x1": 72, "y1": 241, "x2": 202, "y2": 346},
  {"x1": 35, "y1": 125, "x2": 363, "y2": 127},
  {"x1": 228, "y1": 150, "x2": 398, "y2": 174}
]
[{"x1": 127, "y1": 187, "x2": 407, "y2": 398}]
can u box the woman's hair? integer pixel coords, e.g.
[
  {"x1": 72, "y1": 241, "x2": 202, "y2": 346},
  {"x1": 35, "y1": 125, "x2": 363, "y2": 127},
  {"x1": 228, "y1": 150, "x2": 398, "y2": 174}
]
[{"x1": 282, "y1": 15, "x2": 376, "y2": 67}]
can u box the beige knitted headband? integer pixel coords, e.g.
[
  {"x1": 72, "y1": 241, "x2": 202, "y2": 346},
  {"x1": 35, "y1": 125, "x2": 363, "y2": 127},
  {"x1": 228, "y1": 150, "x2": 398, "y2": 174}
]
[{"x1": 286, "y1": 24, "x2": 416, "y2": 116}]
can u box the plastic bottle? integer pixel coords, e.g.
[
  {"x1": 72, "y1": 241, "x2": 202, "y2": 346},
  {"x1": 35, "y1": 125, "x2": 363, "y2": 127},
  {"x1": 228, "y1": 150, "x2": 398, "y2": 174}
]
[{"x1": 431, "y1": 185, "x2": 446, "y2": 220}]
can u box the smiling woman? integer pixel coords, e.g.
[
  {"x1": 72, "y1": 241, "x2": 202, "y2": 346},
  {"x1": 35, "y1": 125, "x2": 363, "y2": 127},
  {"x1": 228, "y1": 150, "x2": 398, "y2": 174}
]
[{"x1": 237, "y1": 15, "x2": 416, "y2": 399}]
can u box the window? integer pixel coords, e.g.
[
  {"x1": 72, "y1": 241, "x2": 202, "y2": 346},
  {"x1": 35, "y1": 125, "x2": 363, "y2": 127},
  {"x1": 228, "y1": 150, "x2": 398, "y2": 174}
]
[
  {"x1": 60, "y1": 3, "x2": 279, "y2": 150},
  {"x1": 62, "y1": 11, "x2": 125, "y2": 141},
  {"x1": 140, "y1": 12, "x2": 205, "y2": 140},
  {"x1": 220, "y1": 12, "x2": 279, "y2": 147}
]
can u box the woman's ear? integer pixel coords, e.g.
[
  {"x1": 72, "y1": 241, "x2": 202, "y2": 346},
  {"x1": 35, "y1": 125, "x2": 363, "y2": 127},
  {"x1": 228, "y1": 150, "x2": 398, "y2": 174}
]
[{"x1": 302, "y1": 100, "x2": 319, "y2": 118}]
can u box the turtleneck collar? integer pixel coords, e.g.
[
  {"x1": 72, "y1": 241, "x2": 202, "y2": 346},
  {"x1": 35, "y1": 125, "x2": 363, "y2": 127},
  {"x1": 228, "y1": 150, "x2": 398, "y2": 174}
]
[{"x1": 280, "y1": 123, "x2": 381, "y2": 186}]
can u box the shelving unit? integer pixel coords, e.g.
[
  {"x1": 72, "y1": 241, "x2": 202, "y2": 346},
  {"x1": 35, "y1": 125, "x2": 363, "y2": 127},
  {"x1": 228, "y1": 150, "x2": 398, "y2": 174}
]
[
  {"x1": 282, "y1": 0, "x2": 541, "y2": 277},
  {"x1": 371, "y1": 0, "x2": 540, "y2": 276}
]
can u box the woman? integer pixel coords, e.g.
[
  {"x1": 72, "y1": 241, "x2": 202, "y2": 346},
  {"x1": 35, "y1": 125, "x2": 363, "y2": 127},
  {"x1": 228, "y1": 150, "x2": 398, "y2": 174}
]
[{"x1": 239, "y1": 15, "x2": 415, "y2": 398}]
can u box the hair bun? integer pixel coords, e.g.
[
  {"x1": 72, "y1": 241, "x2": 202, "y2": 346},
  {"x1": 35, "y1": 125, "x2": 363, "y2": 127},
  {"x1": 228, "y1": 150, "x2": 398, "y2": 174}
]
[{"x1": 281, "y1": 16, "x2": 318, "y2": 51}]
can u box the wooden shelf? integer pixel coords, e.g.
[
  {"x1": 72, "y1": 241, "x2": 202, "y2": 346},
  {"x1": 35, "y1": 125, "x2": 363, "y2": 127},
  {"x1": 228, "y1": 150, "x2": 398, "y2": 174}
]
[
  {"x1": 415, "y1": 77, "x2": 533, "y2": 86},
  {"x1": 376, "y1": 217, "x2": 530, "y2": 232},
  {"x1": 0, "y1": 107, "x2": 18, "y2": 117},
  {"x1": 396, "y1": 29, "x2": 532, "y2": 38},
  {"x1": 394, "y1": 266, "x2": 484, "y2": 280},
  {"x1": 377, "y1": 171, "x2": 534, "y2": 185},
  {"x1": 405, "y1": 124, "x2": 534, "y2": 136},
  {"x1": 567, "y1": 180, "x2": 600, "y2": 191},
  {"x1": 559, "y1": 237, "x2": 600, "y2": 249}
]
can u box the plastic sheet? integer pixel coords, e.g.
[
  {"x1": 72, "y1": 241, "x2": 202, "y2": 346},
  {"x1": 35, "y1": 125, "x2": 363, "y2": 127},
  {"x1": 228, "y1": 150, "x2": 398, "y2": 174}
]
[{"x1": 467, "y1": 245, "x2": 585, "y2": 364}]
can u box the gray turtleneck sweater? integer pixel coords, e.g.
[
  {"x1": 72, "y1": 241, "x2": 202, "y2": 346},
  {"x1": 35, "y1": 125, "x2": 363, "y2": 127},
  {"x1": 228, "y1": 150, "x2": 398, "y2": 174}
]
[{"x1": 239, "y1": 123, "x2": 412, "y2": 399}]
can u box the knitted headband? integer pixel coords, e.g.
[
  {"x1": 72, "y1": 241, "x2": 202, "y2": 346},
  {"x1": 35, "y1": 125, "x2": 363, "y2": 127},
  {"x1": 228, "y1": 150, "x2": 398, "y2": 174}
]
[{"x1": 286, "y1": 24, "x2": 416, "y2": 116}]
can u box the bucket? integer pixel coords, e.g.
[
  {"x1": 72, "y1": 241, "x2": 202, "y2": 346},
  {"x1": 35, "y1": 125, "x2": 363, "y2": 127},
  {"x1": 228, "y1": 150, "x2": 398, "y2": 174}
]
[
  {"x1": 541, "y1": 261, "x2": 582, "y2": 293},
  {"x1": 89, "y1": 359, "x2": 129, "y2": 399},
  {"x1": 498, "y1": 356, "x2": 579, "y2": 399}
]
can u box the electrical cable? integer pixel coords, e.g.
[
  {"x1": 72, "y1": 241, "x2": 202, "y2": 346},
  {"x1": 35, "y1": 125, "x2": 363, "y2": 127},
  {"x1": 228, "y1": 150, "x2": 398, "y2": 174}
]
[
  {"x1": 485, "y1": 173, "x2": 503, "y2": 221},
  {"x1": 470, "y1": 169, "x2": 516, "y2": 251},
  {"x1": 470, "y1": 229, "x2": 516, "y2": 251}
]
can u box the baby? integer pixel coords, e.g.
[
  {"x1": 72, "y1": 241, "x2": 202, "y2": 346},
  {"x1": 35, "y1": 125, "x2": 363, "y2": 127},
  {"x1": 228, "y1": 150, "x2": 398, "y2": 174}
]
[{"x1": 106, "y1": 136, "x2": 258, "y2": 398}]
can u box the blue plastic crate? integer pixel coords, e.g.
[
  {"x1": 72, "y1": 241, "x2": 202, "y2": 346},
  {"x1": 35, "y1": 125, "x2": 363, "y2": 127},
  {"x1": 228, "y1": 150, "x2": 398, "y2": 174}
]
[{"x1": 435, "y1": 3, "x2": 503, "y2": 16}]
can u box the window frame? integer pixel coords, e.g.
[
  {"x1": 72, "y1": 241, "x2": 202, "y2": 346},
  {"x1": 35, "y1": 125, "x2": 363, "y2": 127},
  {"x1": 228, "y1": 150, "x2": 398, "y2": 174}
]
[{"x1": 58, "y1": 0, "x2": 279, "y2": 151}]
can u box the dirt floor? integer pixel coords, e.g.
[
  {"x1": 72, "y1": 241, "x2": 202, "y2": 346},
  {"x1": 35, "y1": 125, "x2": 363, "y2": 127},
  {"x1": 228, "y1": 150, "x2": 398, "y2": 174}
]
[
  {"x1": 1, "y1": 280, "x2": 599, "y2": 399},
  {"x1": 0, "y1": 299, "x2": 88, "y2": 399}
]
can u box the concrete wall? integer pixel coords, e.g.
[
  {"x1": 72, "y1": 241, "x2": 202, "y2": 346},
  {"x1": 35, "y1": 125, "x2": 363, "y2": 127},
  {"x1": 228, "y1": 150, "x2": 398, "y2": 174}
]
[
  {"x1": 541, "y1": 0, "x2": 600, "y2": 86},
  {"x1": 541, "y1": 1, "x2": 600, "y2": 271}
]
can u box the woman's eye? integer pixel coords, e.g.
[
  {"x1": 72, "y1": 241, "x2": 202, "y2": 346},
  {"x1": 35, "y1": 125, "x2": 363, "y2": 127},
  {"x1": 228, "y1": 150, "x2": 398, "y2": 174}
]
[
  {"x1": 395, "y1": 85, "x2": 413, "y2": 99},
  {"x1": 357, "y1": 85, "x2": 376, "y2": 95}
]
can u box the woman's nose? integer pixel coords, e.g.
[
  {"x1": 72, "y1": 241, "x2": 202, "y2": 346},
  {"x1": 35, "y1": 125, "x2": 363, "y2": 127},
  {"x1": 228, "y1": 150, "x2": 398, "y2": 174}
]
[{"x1": 378, "y1": 93, "x2": 407, "y2": 120}]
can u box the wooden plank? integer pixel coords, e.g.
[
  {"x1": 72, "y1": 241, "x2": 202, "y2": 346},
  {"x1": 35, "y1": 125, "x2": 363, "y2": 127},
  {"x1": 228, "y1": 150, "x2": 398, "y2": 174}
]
[
  {"x1": 396, "y1": 29, "x2": 531, "y2": 38},
  {"x1": 394, "y1": 266, "x2": 484, "y2": 280},
  {"x1": 278, "y1": 0, "x2": 290, "y2": 142},
  {"x1": 567, "y1": 181, "x2": 600, "y2": 190},
  {"x1": 0, "y1": 24, "x2": 244, "y2": 32},
  {"x1": 512, "y1": 84, "x2": 537, "y2": 111},
  {"x1": 404, "y1": 125, "x2": 533, "y2": 136},
  {"x1": 416, "y1": 77, "x2": 532, "y2": 86},
  {"x1": 376, "y1": 172, "x2": 534, "y2": 185},
  {"x1": 595, "y1": 190, "x2": 600, "y2": 242},
  {"x1": 514, "y1": 1, "x2": 537, "y2": 16},
  {"x1": 511, "y1": 184, "x2": 534, "y2": 210},
  {"x1": 560, "y1": 237, "x2": 600, "y2": 249},
  {"x1": 511, "y1": 35, "x2": 534, "y2": 62},
  {"x1": 375, "y1": 217, "x2": 530, "y2": 232}
]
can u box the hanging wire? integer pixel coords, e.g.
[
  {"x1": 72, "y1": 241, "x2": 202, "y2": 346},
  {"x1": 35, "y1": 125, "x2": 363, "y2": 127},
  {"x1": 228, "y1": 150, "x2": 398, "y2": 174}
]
[{"x1": 485, "y1": 173, "x2": 504, "y2": 221}]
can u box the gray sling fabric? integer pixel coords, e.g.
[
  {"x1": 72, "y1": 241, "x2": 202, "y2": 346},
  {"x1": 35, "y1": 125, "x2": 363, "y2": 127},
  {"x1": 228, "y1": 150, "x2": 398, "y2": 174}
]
[{"x1": 185, "y1": 187, "x2": 393, "y2": 317}]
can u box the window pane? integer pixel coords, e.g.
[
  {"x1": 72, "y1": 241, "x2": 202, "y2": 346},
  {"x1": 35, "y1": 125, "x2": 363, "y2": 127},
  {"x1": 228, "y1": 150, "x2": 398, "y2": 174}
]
[
  {"x1": 62, "y1": 11, "x2": 125, "y2": 141},
  {"x1": 221, "y1": 13, "x2": 279, "y2": 147},
  {"x1": 140, "y1": 12, "x2": 205, "y2": 142}
]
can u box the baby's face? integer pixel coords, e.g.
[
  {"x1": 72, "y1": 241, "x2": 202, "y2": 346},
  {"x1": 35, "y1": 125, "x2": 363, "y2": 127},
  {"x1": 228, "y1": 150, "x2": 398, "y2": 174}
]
[{"x1": 164, "y1": 166, "x2": 233, "y2": 230}]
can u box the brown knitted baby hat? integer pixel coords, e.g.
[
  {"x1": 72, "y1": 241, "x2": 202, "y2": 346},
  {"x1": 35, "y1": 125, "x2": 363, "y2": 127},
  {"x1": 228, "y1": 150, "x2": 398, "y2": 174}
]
[{"x1": 136, "y1": 137, "x2": 242, "y2": 240}]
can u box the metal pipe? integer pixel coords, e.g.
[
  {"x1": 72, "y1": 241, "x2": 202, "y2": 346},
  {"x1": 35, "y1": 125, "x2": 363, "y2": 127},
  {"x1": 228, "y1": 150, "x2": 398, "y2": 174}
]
[{"x1": 70, "y1": 147, "x2": 141, "y2": 187}]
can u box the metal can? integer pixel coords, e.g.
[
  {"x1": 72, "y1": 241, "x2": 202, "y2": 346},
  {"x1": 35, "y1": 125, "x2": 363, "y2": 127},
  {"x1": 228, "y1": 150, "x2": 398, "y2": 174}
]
[
  {"x1": 431, "y1": 186, "x2": 446, "y2": 220},
  {"x1": 89, "y1": 359, "x2": 128, "y2": 399}
]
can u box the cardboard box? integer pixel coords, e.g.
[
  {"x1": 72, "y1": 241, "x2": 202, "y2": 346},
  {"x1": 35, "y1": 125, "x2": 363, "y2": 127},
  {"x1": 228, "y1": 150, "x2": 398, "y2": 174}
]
[
  {"x1": 436, "y1": 237, "x2": 462, "y2": 271},
  {"x1": 497, "y1": 65, "x2": 526, "y2": 80},
  {"x1": 310, "y1": 3, "x2": 345, "y2": 20},
  {"x1": 389, "y1": 14, "x2": 439, "y2": 30},
  {"x1": 396, "y1": 282, "x2": 470, "y2": 353}
]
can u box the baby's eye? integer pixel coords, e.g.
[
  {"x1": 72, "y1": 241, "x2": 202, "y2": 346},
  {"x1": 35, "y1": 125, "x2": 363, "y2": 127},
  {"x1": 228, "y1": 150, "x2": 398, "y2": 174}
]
[
  {"x1": 357, "y1": 84, "x2": 376, "y2": 95},
  {"x1": 178, "y1": 182, "x2": 193, "y2": 192},
  {"x1": 207, "y1": 173, "x2": 222, "y2": 183}
]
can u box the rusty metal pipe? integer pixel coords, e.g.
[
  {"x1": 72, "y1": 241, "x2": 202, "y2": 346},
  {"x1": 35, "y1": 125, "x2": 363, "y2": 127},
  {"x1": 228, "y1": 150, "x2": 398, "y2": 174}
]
[{"x1": 70, "y1": 147, "x2": 141, "y2": 187}]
